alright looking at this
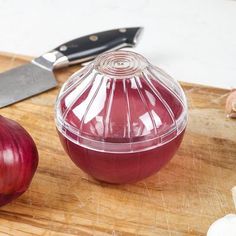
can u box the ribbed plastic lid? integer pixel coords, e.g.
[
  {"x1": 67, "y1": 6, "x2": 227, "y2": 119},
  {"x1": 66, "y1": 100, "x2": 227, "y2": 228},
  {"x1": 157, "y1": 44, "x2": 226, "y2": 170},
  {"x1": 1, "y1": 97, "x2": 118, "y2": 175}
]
[{"x1": 55, "y1": 51, "x2": 187, "y2": 153}]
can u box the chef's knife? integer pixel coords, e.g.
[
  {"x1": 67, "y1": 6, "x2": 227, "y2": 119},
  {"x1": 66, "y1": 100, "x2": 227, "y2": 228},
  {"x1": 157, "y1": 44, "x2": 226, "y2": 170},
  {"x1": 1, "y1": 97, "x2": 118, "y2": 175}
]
[{"x1": 0, "y1": 27, "x2": 143, "y2": 108}]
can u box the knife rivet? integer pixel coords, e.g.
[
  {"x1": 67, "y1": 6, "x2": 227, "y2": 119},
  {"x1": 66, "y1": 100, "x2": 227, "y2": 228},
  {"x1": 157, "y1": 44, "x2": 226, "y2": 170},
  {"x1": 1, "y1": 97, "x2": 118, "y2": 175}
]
[
  {"x1": 119, "y1": 28, "x2": 127, "y2": 33},
  {"x1": 59, "y1": 45, "x2": 67, "y2": 51},
  {"x1": 89, "y1": 35, "x2": 98, "y2": 41}
]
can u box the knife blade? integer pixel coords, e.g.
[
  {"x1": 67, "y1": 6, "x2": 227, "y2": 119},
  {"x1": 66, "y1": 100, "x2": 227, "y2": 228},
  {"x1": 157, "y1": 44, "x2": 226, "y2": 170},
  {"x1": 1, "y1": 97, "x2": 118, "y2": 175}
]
[{"x1": 0, "y1": 27, "x2": 143, "y2": 108}]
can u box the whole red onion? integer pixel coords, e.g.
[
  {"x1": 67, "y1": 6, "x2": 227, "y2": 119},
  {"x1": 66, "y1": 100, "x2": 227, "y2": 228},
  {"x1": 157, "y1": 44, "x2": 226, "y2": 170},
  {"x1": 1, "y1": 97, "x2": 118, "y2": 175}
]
[{"x1": 0, "y1": 115, "x2": 38, "y2": 206}]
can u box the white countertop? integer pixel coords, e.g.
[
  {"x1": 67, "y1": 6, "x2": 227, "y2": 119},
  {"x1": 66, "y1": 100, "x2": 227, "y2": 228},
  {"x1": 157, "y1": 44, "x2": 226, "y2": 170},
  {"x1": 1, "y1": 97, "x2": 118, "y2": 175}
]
[{"x1": 0, "y1": 0, "x2": 235, "y2": 89}]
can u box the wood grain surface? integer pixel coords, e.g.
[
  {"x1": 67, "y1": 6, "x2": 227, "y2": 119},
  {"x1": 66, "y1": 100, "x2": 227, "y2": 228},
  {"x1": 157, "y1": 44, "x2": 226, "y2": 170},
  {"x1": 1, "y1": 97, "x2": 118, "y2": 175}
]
[{"x1": 0, "y1": 53, "x2": 235, "y2": 236}]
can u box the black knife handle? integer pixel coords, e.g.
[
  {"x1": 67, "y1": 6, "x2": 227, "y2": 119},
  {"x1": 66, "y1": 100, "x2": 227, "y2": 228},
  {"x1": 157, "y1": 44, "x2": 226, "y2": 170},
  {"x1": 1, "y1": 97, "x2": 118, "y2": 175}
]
[{"x1": 54, "y1": 27, "x2": 143, "y2": 65}]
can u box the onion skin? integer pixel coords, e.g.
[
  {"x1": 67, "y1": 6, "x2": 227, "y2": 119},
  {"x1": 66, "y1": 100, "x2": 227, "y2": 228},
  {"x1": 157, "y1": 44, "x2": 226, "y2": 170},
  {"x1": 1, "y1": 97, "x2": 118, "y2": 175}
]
[{"x1": 0, "y1": 115, "x2": 38, "y2": 206}]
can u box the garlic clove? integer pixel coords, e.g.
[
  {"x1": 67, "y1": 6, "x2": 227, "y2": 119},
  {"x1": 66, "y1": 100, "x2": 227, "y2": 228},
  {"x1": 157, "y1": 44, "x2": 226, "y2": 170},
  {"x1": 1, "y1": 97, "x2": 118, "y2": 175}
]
[
  {"x1": 232, "y1": 186, "x2": 236, "y2": 209},
  {"x1": 226, "y1": 90, "x2": 236, "y2": 118},
  {"x1": 207, "y1": 214, "x2": 236, "y2": 236},
  {"x1": 207, "y1": 186, "x2": 236, "y2": 235}
]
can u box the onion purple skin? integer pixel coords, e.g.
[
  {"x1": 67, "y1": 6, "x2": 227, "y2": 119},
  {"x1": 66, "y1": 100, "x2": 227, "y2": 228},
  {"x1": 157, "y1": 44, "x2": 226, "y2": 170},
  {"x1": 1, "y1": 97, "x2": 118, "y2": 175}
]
[{"x1": 0, "y1": 115, "x2": 38, "y2": 207}]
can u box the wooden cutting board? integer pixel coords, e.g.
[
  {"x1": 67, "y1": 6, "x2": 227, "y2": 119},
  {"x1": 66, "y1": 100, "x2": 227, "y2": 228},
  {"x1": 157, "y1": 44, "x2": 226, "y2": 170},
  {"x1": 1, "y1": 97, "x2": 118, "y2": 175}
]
[{"x1": 0, "y1": 52, "x2": 235, "y2": 236}]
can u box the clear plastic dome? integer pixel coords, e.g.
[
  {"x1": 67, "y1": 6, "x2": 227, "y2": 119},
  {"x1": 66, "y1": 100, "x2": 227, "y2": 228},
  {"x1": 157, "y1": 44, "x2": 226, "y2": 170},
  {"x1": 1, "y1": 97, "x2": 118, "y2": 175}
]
[{"x1": 55, "y1": 51, "x2": 187, "y2": 153}]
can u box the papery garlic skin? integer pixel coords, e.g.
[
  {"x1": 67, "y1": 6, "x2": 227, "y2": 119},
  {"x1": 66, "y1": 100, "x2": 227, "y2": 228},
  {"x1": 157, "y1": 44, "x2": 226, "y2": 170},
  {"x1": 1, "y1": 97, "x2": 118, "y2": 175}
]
[{"x1": 207, "y1": 214, "x2": 236, "y2": 236}]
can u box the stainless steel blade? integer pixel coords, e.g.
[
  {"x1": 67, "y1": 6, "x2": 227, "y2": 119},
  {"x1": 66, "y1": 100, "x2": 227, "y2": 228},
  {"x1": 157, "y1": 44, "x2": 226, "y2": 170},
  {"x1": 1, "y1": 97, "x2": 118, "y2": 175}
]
[
  {"x1": 0, "y1": 62, "x2": 57, "y2": 108},
  {"x1": 0, "y1": 27, "x2": 144, "y2": 108}
]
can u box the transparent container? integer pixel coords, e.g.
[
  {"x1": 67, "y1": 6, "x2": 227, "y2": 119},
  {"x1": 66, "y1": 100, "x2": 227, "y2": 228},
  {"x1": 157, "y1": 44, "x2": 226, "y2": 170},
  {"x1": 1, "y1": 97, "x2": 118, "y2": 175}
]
[{"x1": 55, "y1": 51, "x2": 188, "y2": 184}]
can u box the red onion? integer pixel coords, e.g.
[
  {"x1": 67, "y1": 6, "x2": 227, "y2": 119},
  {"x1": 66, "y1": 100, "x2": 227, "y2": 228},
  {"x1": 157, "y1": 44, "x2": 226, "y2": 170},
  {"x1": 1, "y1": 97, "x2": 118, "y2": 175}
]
[{"x1": 0, "y1": 115, "x2": 38, "y2": 206}]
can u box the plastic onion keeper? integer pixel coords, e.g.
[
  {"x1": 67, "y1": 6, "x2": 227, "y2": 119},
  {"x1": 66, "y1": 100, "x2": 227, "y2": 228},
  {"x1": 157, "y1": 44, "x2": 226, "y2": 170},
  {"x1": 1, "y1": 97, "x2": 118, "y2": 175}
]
[{"x1": 55, "y1": 51, "x2": 187, "y2": 184}]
